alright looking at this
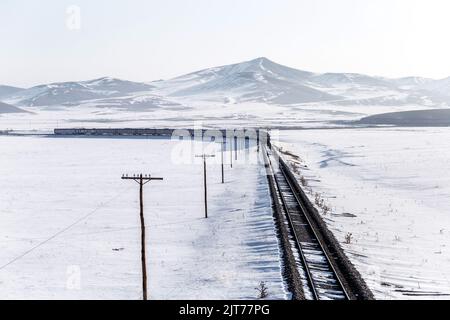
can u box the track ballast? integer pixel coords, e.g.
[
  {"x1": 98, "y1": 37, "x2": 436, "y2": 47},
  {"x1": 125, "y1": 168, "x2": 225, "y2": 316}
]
[{"x1": 266, "y1": 148, "x2": 351, "y2": 300}]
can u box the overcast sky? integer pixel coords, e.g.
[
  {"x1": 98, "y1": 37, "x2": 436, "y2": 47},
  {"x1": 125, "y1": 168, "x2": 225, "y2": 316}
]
[{"x1": 1, "y1": 0, "x2": 450, "y2": 87}]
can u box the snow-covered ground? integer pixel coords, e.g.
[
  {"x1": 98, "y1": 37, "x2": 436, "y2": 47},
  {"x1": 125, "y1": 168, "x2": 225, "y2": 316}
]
[
  {"x1": 0, "y1": 101, "x2": 433, "y2": 134},
  {"x1": 277, "y1": 128, "x2": 450, "y2": 299},
  {"x1": 0, "y1": 135, "x2": 287, "y2": 300}
]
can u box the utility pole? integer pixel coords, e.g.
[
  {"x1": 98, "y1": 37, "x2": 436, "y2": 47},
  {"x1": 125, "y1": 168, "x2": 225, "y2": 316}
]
[
  {"x1": 195, "y1": 154, "x2": 215, "y2": 218},
  {"x1": 121, "y1": 173, "x2": 163, "y2": 301},
  {"x1": 257, "y1": 132, "x2": 260, "y2": 153},
  {"x1": 221, "y1": 140, "x2": 225, "y2": 184},
  {"x1": 234, "y1": 136, "x2": 238, "y2": 161},
  {"x1": 230, "y1": 136, "x2": 233, "y2": 168}
]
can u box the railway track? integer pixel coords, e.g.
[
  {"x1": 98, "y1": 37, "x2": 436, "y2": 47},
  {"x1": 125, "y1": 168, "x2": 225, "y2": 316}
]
[{"x1": 266, "y1": 148, "x2": 351, "y2": 300}]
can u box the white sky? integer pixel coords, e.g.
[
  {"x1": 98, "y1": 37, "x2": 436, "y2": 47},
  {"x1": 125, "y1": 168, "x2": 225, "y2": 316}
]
[{"x1": 1, "y1": 0, "x2": 450, "y2": 87}]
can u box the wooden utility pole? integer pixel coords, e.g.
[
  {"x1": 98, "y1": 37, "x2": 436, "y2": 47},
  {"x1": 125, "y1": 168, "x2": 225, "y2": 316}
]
[
  {"x1": 221, "y1": 140, "x2": 225, "y2": 184},
  {"x1": 234, "y1": 136, "x2": 238, "y2": 161},
  {"x1": 230, "y1": 136, "x2": 233, "y2": 168},
  {"x1": 195, "y1": 154, "x2": 215, "y2": 218},
  {"x1": 121, "y1": 173, "x2": 163, "y2": 301},
  {"x1": 257, "y1": 132, "x2": 260, "y2": 153}
]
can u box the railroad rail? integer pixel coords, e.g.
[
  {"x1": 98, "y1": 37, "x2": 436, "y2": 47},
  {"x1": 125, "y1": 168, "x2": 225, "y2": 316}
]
[{"x1": 264, "y1": 146, "x2": 351, "y2": 300}]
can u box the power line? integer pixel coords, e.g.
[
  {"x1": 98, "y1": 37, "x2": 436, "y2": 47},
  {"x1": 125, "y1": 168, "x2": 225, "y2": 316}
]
[
  {"x1": 67, "y1": 218, "x2": 204, "y2": 237},
  {"x1": 0, "y1": 188, "x2": 128, "y2": 271}
]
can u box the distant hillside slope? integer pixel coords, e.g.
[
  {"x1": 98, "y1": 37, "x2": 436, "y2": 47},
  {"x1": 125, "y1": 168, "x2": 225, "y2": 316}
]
[
  {"x1": 155, "y1": 57, "x2": 450, "y2": 106},
  {"x1": 358, "y1": 108, "x2": 450, "y2": 126},
  {"x1": 157, "y1": 57, "x2": 342, "y2": 104},
  {"x1": 0, "y1": 85, "x2": 24, "y2": 98},
  {"x1": 5, "y1": 77, "x2": 155, "y2": 107},
  {"x1": 1, "y1": 57, "x2": 450, "y2": 109},
  {"x1": 0, "y1": 101, "x2": 29, "y2": 114}
]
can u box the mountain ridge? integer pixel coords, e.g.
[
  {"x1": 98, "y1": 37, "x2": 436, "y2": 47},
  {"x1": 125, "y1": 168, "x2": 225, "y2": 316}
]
[
  {"x1": 2, "y1": 58, "x2": 449, "y2": 108},
  {"x1": 5, "y1": 77, "x2": 155, "y2": 107}
]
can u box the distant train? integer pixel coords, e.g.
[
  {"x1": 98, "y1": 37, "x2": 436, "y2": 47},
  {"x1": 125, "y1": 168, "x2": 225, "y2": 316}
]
[
  {"x1": 53, "y1": 128, "x2": 270, "y2": 146},
  {"x1": 54, "y1": 128, "x2": 175, "y2": 136}
]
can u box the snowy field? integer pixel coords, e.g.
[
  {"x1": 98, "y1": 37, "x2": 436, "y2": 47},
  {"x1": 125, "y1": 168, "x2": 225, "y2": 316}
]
[
  {"x1": 0, "y1": 102, "x2": 431, "y2": 134},
  {"x1": 0, "y1": 135, "x2": 287, "y2": 300},
  {"x1": 277, "y1": 128, "x2": 450, "y2": 299}
]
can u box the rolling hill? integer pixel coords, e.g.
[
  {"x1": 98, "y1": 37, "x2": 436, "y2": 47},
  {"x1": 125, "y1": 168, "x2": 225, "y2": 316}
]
[
  {"x1": 1, "y1": 58, "x2": 450, "y2": 110},
  {"x1": 0, "y1": 101, "x2": 29, "y2": 114}
]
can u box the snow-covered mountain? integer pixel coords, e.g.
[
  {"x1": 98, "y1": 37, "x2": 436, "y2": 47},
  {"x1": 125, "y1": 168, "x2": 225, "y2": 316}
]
[
  {"x1": 156, "y1": 57, "x2": 341, "y2": 104},
  {"x1": 154, "y1": 57, "x2": 450, "y2": 107},
  {"x1": 0, "y1": 85, "x2": 24, "y2": 99},
  {"x1": 420, "y1": 77, "x2": 450, "y2": 97},
  {"x1": 1, "y1": 58, "x2": 450, "y2": 110},
  {"x1": 0, "y1": 101, "x2": 28, "y2": 114},
  {"x1": 391, "y1": 76, "x2": 434, "y2": 90},
  {"x1": 5, "y1": 77, "x2": 154, "y2": 107}
]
